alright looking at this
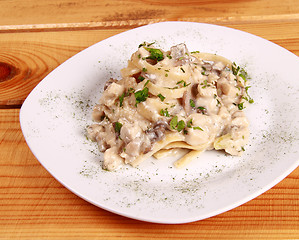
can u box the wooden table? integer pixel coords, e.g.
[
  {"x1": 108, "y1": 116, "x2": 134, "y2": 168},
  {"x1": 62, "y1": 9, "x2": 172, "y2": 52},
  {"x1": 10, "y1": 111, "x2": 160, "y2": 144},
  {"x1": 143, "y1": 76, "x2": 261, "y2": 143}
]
[{"x1": 1, "y1": 0, "x2": 299, "y2": 239}]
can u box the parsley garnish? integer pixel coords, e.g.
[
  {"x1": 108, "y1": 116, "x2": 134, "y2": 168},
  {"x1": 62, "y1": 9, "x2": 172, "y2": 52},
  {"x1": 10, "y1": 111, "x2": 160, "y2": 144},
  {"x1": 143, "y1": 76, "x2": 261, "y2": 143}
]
[
  {"x1": 138, "y1": 75, "x2": 145, "y2": 81},
  {"x1": 157, "y1": 93, "x2": 165, "y2": 101},
  {"x1": 114, "y1": 122, "x2": 123, "y2": 134},
  {"x1": 119, "y1": 93, "x2": 125, "y2": 107},
  {"x1": 142, "y1": 67, "x2": 147, "y2": 72},
  {"x1": 232, "y1": 62, "x2": 240, "y2": 76},
  {"x1": 238, "y1": 102, "x2": 245, "y2": 110},
  {"x1": 170, "y1": 116, "x2": 178, "y2": 130},
  {"x1": 177, "y1": 80, "x2": 190, "y2": 87},
  {"x1": 177, "y1": 120, "x2": 185, "y2": 132},
  {"x1": 160, "y1": 108, "x2": 170, "y2": 117},
  {"x1": 187, "y1": 119, "x2": 193, "y2": 128},
  {"x1": 190, "y1": 99, "x2": 196, "y2": 108},
  {"x1": 144, "y1": 47, "x2": 164, "y2": 62},
  {"x1": 134, "y1": 87, "x2": 149, "y2": 106},
  {"x1": 193, "y1": 126, "x2": 203, "y2": 131}
]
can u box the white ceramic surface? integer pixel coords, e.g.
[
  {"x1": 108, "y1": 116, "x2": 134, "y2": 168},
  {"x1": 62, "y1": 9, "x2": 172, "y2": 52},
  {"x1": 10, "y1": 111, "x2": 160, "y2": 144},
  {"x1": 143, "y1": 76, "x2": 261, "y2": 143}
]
[{"x1": 20, "y1": 21, "x2": 299, "y2": 224}]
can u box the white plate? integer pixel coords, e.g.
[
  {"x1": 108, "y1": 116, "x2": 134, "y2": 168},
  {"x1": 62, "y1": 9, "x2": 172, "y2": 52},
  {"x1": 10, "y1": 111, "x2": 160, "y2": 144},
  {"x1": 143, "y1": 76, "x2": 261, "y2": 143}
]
[{"x1": 20, "y1": 21, "x2": 299, "y2": 224}]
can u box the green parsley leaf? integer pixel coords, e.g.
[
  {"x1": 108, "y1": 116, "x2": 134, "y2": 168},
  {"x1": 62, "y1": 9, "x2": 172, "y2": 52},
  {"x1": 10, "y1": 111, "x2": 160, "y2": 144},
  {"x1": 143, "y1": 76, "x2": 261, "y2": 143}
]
[
  {"x1": 119, "y1": 93, "x2": 125, "y2": 107},
  {"x1": 138, "y1": 42, "x2": 146, "y2": 48},
  {"x1": 142, "y1": 67, "x2": 147, "y2": 72},
  {"x1": 138, "y1": 75, "x2": 145, "y2": 81},
  {"x1": 193, "y1": 126, "x2": 203, "y2": 131},
  {"x1": 144, "y1": 47, "x2": 164, "y2": 62},
  {"x1": 187, "y1": 119, "x2": 193, "y2": 128},
  {"x1": 144, "y1": 80, "x2": 150, "y2": 87},
  {"x1": 134, "y1": 87, "x2": 149, "y2": 106},
  {"x1": 114, "y1": 122, "x2": 123, "y2": 134},
  {"x1": 176, "y1": 80, "x2": 190, "y2": 87},
  {"x1": 160, "y1": 108, "x2": 170, "y2": 117},
  {"x1": 157, "y1": 93, "x2": 165, "y2": 101},
  {"x1": 127, "y1": 88, "x2": 135, "y2": 94},
  {"x1": 238, "y1": 102, "x2": 245, "y2": 110},
  {"x1": 177, "y1": 120, "x2": 185, "y2": 132},
  {"x1": 190, "y1": 99, "x2": 196, "y2": 108},
  {"x1": 232, "y1": 62, "x2": 240, "y2": 76},
  {"x1": 170, "y1": 116, "x2": 178, "y2": 130},
  {"x1": 238, "y1": 73, "x2": 246, "y2": 81}
]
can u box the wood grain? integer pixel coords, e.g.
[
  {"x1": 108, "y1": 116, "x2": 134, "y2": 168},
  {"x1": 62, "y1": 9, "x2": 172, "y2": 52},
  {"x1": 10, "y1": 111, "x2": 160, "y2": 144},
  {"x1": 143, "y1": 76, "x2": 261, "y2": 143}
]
[
  {"x1": 0, "y1": 21, "x2": 298, "y2": 107},
  {"x1": 1, "y1": 110, "x2": 299, "y2": 239},
  {"x1": 1, "y1": 0, "x2": 299, "y2": 27}
]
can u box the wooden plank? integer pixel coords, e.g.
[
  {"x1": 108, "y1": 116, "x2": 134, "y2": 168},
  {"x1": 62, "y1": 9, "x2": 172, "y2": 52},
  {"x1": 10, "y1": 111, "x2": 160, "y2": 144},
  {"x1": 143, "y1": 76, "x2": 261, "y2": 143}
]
[
  {"x1": 1, "y1": 0, "x2": 299, "y2": 27},
  {"x1": 1, "y1": 109, "x2": 299, "y2": 239},
  {"x1": 0, "y1": 22, "x2": 298, "y2": 107}
]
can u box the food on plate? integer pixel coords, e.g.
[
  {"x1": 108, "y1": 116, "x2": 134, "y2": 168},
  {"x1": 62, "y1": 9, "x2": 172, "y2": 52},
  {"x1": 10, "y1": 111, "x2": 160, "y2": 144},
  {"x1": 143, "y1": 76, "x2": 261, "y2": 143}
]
[{"x1": 86, "y1": 43, "x2": 253, "y2": 171}]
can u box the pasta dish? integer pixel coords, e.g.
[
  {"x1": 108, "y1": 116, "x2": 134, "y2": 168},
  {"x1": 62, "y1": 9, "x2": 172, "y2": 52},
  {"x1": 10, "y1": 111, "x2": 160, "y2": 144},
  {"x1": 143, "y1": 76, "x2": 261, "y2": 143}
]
[{"x1": 86, "y1": 43, "x2": 253, "y2": 171}]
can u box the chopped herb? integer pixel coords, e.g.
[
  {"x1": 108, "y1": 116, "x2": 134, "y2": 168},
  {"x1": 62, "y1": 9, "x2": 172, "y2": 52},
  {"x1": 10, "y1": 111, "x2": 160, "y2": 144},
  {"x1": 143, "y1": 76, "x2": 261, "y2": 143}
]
[
  {"x1": 138, "y1": 54, "x2": 141, "y2": 59},
  {"x1": 147, "y1": 42, "x2": 155, "y2": 47},
  {"x1": 144, "y1": 80, "x2": 150, "y2": 87},
  {"x1": 241, "y1": 146, "x2": 245, "y2": 151},
  {"x1": 180, "y1": 67, "x2": 185, "y2": 73},
  {"x1": 127, "y1": 88, "x2": 135, "y2": 94},
  {"x1": 167, "y1": 54, "x2": 172, "y2": 59},
  {"x1": 201, "y1": 80, "x2": 209, "y2": 88},
  {"x1": 244, "y1": 86, "x2": 254, "y2": 104},
  {"x1": 238, "y1": 102, "x2": 245, "y2": 110},
  {"x1": 245, "y1": 86, "x2": 251, "y2": 92},
  {"x1": 138, "y1": 42, "x2": 146, "y2": 48},
  {"x1": 170, "y1": 116, "x2": 178, "y2": 130},
  {"x1": 191, "y1": 51, "x2": 200, "y2": 54},
  {"x1": 193, "y1": 126, "x2": 203, "y2": 131},
  {"x1": 114, "y1": 122, "x2": 123, "y2": 134},
  {"x1": 177, "y1": 120, "x2": 185, "y2": 132},
  {"x1": 232, "y1": 62, "x2": 240, "y2": 76},
  {"x1": 165, "y1": 73, "x2": 168, "y2": 77},
  {"x1": 190, "y1": 99, "x2": 196, "y2": 108},
  {"x1": 142, "y1": 67, "x2": 147, "y2": 72},
  {"x1": 197, "y1": 106, "x2": 206, "y2": 111},
  {"x1": 144, "y1": 47, "x2": 164, "y2": 62},
  {"x1": 238, "y1": 73, "x2": 246, "y2": 81},
  {"x1": 119, "y1": 93, "x2": 125, "y2": 107},
  {"x1": 178, "y1": 57, "x2": 184, "y2": 60},
  {"x1": 138, "y1": 75, "x2": 145, "y2": 81},
  {"x1": 134, "y1": 87, "x2": 149, "y2": 106},
  {"x1": 187, "y1": 119, "x2": 193, "y2": 128},
  {"x1": 176, "y1": 80, "x2": 190, "y2": 87},
  {"x1": 160, "y1": 108, "x2": 170, "y2": 117},
  {"x1": 157, "y1": 93, "x2": 165, "y2": 101}
]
